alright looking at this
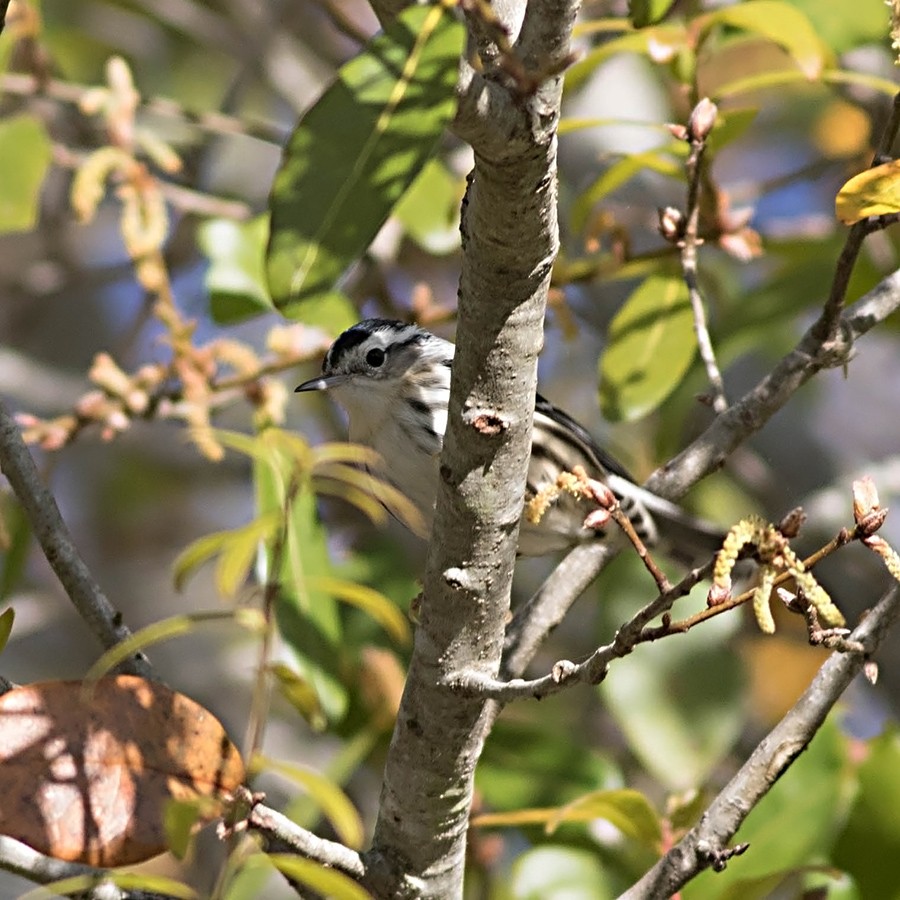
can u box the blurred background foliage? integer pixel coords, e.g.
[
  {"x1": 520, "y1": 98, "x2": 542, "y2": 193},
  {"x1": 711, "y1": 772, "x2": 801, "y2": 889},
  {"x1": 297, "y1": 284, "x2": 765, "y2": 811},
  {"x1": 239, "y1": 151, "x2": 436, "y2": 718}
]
[{"x1": 0, "y1": 0, "x2": 899, "y2": 897}]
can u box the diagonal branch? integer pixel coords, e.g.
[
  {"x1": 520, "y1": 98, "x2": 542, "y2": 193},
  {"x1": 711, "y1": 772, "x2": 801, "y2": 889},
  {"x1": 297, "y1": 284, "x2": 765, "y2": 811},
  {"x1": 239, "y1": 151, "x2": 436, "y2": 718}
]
[
  {"x1": 503, "y1": 266, "x2": 900, "y2": 682},
  {"x1": 0, "y1": 401, "x2": 152, "y2": 678},
  {"x1": 646, "y1": 268, "x2": 900, "y2": 499}
]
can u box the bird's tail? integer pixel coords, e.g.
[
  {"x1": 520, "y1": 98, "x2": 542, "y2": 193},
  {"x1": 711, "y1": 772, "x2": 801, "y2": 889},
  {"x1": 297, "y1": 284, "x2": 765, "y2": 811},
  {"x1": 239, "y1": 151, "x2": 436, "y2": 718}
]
[{"x1": 608, "y1": 474, "x2": 727, "y2": 569}]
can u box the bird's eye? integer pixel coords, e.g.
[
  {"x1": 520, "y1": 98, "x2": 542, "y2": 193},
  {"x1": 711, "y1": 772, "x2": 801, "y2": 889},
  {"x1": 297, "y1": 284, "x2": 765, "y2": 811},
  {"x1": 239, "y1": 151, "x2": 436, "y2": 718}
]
[{"x1": 366, "y1": 348, "x2": 385, "y2": 367}]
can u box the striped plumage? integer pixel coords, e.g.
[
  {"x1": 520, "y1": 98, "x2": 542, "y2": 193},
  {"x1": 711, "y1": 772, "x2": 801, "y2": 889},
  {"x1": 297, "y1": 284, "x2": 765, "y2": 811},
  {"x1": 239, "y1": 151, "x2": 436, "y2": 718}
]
[{"x1": 296, "y1": 318, "x2": 724, "y2": 564}]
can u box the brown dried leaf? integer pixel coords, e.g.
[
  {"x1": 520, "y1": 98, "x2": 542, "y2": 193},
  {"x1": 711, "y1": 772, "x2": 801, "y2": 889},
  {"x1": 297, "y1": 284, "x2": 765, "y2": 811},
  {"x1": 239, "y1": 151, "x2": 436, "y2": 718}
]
[{"x1": 0, "y1": 675, "x2": 244, "y2": 866}]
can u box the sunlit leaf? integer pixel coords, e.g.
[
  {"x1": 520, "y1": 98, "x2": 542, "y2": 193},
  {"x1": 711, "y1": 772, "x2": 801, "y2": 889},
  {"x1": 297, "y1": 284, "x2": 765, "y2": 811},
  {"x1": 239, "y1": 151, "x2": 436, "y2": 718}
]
[
  {"x1": 0, "y1": 115, "x2": 51, "y2": 233},
  {"x1": 715, "y1": 68, "x2": 899, "y2": 103},
  {"x1": 266, "y1": 854, "x2": 372, "y2": 900},
  {"x1": 84, "y1": 610, "x2": 260, "y2": 683},
  {"x1": 312, "y1": 462, "x2": 424, "y2": 535},
  {"x1": 253, "y1": 754, "x2": 365, "y2": 849},
  {"x1": 566, "y1": 25, "x2": 687, "y2": 91},
  {"x1": 694, "y1": 1, "x2": 830, "y2": 80},
  {"x1": 313, "y1": 576, "x2": 410, "y2": 645},
  {"x1": 255, "y1": 441, "x2": 347, "y2": 721},
  {"x1": 546, "y1": 788, "x2": 662, "y2": 846},
  {"x1": 785, "y1": 0, "x2": 887, "y2": 53},
  {"x1": 0, "y1": 677, "x2": 244, "y2": 866},
  {"x1": 393, "y1": 158, "x2": 462, "y2": 254},
  {"x1": 266, "y1": 4, "x2": 464, "y2": 309},
  {"x1": 172, "y1": 512, "x2": 280, "y2": 594},
  {"x1": 270, "y1": 662, "x2": 326, "y2": 730},
  {"x1": 835, "y1": 160, "x2": 900, "y2": 225},
  {"x1": 599, "y1": 273, "x2": 697, "y2": 422},
  {"x1": 198, "y1": 215, "x2": 274, "y2": 324},
  {"x1": 472, "y1": 789, "x2": 660, "y2": 847}
]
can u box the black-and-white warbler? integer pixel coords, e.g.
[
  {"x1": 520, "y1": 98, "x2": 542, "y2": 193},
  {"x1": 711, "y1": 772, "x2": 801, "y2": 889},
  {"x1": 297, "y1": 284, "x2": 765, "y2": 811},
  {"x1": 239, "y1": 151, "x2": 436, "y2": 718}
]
[{"x1": 296, "y1": 318, "x2": 725, "y2": 565}]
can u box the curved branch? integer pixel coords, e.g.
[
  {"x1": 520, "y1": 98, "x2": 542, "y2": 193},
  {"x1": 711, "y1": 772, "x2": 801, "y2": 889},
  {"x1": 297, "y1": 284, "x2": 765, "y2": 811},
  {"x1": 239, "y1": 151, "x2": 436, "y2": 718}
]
[
  {"x1": 646, "y1": 268, "x2": 900, "y2": 499},
  {"x1": 249, "y1": 803, "x2": 366, "y2": 880}
]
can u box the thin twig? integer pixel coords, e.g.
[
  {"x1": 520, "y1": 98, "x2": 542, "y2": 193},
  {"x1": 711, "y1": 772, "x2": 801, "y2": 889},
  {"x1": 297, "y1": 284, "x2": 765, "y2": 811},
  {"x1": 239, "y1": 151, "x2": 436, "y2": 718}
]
[
  {"x1": 0, "y1": 401, "x2": 152, "y2": 678},
  {"x1": 608, "y1": 504, "x2": 672, "y2": 593},
  {"x1": 461, "y1": 561, "x2": 713, "y2": 702},
  {"x1": 646, "y1": 267, "x2": 900, "y2": 500},
  {"x1": 680, "y1": 99, "x2": 728, "y2": 413},
  {"x1": 2, "y1": 71, "x2": 285, "y2": 144},
  {"x1": 243, "y1": 474, "x2": 299, "y2": 762}
]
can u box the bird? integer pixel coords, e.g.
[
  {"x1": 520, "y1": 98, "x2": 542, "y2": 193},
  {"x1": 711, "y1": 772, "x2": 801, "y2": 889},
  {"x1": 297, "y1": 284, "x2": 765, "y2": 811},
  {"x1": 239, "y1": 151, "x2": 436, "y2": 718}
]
[{"x1": 295, "y1": 318, "x2": 725, "y2": 565}]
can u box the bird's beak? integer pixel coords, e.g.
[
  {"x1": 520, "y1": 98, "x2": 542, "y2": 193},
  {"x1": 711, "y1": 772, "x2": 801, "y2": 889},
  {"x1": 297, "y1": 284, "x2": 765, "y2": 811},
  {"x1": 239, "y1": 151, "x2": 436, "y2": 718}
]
[{"x1": 294, "y1": 373, "x2": 349, "y2": 393}]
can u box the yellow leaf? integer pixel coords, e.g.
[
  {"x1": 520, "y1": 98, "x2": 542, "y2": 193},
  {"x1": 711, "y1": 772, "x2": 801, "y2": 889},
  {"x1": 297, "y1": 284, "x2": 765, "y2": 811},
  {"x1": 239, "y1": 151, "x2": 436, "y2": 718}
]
[
  {"x1": 835, "y1": 160, "x2": 900, "y2": 224},
  {"x1": 313, "y1": 576, "x2": 411, "y2": 646}
]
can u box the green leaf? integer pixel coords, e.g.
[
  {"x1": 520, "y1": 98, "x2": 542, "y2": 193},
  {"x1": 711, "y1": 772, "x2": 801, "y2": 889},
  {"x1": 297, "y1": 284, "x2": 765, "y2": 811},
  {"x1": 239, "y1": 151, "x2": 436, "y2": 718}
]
[
  {"x1": 393, "y1": 158, "x2": 461, "y2": 254},
  {"x1": 629, "y1": 0, "x2": 677, "y2": 28},
  {"x1": 198, "y1": 215, "x2": 274, "y2": 324},
  {"x1": 683, "y1": 716, "x2": 847, "y2": 899},
  {"x1": 783, "y1": 0, "x2": 888, "y2": 54},
  {"x1": 705, "y1": 108, "x2": 759, "y2": 156},
  {"x1": 291, "y1": 290, "x2": 359, "y2": 334},
  {"x1": 84, "y1": 610, "x2": 262, "y2": 683},
  {"x1": 0, "y1": 115, "x2": 51, "y2": 233},
  {"x1": 599, "y1": 273, "x2": 697, "y2": 422},
  {"x1": 694, "y1": 1, "x2": 830, "y2": 80},
  {"x1": 164, "y1": 799, "x2": 206, "y2": 860},
  {"x1": 313, "y1": 576, "x2": 411, "y2": 646},
  {"x1": 473, "y1": 788, "x2": 661, "y2": 850},
  {"x1": 171, "y1": 512, "x2": 280, "y2": 595},
  {"x1": 266, "y1": 4, "x2": 464, "y2": 310},
  {"x1": 547, "y1": 788, "x2": 662, "y2": 847},
  {"x1": 565, "y1": 25, "x2": 687, "y2": 91},
  {"x1": 266, "y1": 854, "x2": 372, "y2": 900},
  {"x1": 835, "y1": 160, "x2": 900, "y2": 224},
  {"x1": 832, "y1": 728, "x2": 900, "y2": 900},
  {"x1": 270, "y1": 662, "x2": 326, "y2": 730},
  {"x1": 478, "y1": 717, "x2": 620, "y2": 813},
  {"x1": 254, "y1": 755, "x2": 365, "y2": 849},
  {"x1": 254, "y1": 443, "x2": 348, "y2": 722},
  {"x1": 0, "y1": 607, "x2": 13, "y2": 656},
  {"x1": 510, "y1": 846, "x2": 613, "y2": 900}
]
